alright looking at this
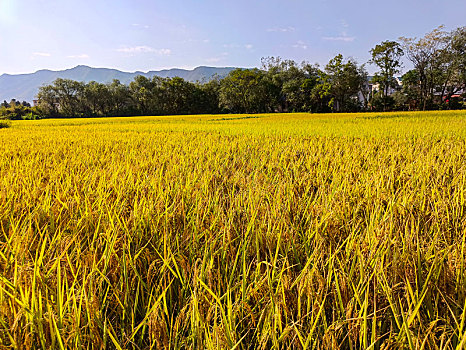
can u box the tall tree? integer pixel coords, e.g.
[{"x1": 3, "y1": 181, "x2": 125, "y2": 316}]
[
  {"x1": 325, "y1": 54, "x2": 366, "y2": 112},
  {"x1": 197, "y1": 78, "x2": 221, "y2": 114},
  {"x1": 261, "y1": 57, "x2": 322, "y2": 112},
  {"x1": 219, "y1": 69, "x2": 270, "y2": 113},
  {"x1": 108, "y1": 80, "x2": 132, "y2": 116},
  {"x1": 129, "y1": 76, "x2": 157, "y2": 115},
  {"x1": 449, "y1": 27, "x2": 466, "y2": 96},
  {"x1": 52, "y1": 78, "x2": 86, "y2": 117},
  {"x1": 370, "y1": 40, "x2": 404, "y2": 111},
  {"x1": 400, "y1": 26, "x2": 449, "y2": 110},
  {"x1": 161, "y1": 77, "x2": 198, "y2": 115},
  {"x1": 83, "y1": 81, "x2": 111, "y2": 116},
  {"x1": 401, "y1": 70, "x2": 421, "y2": 110},
  {"x1": 37, "y1": 85, "x2": 59, "y2": 116}
]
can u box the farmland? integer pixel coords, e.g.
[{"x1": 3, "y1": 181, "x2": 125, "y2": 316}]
[{"x1": 1, "y1": 111, "x2": 466, "y2": 349}]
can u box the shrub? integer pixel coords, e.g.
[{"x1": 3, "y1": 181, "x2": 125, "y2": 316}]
[
  {"x1": 0, "y1": 120, "x2": 11, "y2": 128},
  {"x1": 21, "y1": 112, "x2": 41, "y2": 120}
]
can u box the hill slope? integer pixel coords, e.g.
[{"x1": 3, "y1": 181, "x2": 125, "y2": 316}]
[{"x1": 0, "y1": 65, "x2": 236, "y2": 102}]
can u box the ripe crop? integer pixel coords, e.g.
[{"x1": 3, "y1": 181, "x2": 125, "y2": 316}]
[{"x1": 1, "y1": 111, "x2": 466, "y2": 349}]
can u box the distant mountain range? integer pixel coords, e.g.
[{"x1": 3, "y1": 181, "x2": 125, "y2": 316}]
[{"x1": 0, "y1": 65, "x2": 237, "y2": 103}]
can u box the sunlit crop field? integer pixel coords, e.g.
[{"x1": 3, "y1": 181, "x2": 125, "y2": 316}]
[{"x1": 1, "y1": 111, "x2": 466, "y2": 349}]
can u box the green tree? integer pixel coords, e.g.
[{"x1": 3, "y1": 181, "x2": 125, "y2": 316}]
[
  {"x1": 400, "y1": 26, "x2": 449, "y2": 110},
  {"x1": 309, "y1": 73, "x2": 332, "y2": 113},
  {"x1": 161, "y1": 77, "x2": 198, "y2": 115},
  {"x1": 52, "y1": 78, "x2": 86, "y2": 116},
  {"x1": 325, "y1": 54, "x2": 366, "y2": 112},
  {"x1": 37, "y1": 84, "x2": 59, "y2": 116},
  {"x1": 369, "y1": 40, "x2": 404, "y2": 111},
  {"x1": 108, "y1": 80, "x2": 132, "y2": 116},
  {"x1": 129, "y1": 76, "x2": 158, "y2": 115},
  {"x1": 219, "y1": 69, "x2": 269, "y2": 113},
  {"x1": 261, "y1": 57, "x2": 321, "y2": 112},
  {"x1": 443, "y1": 26, "x2": 466, "y2": 102},
  {"x1": 401, "y1": 69, "x2": 421, "y2": 110},
  {"x1": 197, "y1": 78, "x2": 221, "y2": 114},
  {"x1": 0, "y1": 99, "x2": 39, "y2": 120},
  {"x1": 83, "y1": 81, "x2": 111, "y2": 116},
  {"x1": 391, "y1": 90, "x2": 409, "y2": 110}
]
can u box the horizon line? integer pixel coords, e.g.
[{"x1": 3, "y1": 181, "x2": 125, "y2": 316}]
[{"x1": 0, "y1": 64, "x2": 244, "y2": 76}]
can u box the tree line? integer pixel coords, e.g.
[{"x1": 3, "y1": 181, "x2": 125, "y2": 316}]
[
  {"x1": 31, "y1": 25, "x2": 465, "y2": 118},
  {"x1": 0, "y1": 99, "x2": 40, "y2": 120}
]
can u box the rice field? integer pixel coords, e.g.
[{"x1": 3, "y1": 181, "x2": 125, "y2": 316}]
[{"x1": 1, "y1": 111, "x2": 466, "y2": 349}]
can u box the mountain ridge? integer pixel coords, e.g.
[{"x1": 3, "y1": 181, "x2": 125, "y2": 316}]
[{"x1": 0, "y1": 65, "x2": 237, "y2": 102}]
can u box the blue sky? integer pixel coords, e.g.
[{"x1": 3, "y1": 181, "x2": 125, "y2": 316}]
[{"x1": 0, "y1": 0, "x2": 465, "y2": 75}]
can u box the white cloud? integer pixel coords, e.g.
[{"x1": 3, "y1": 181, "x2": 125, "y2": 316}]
[
  {"x1": 205, "y1": 52, "x2": 229, "y2": 64},
  {"x1": 267, "y1": 26, "x2": 295, "y2": 33},
  {"x1": 292, "y1": 41, "x2": 308, "y2": 49},
  {"x1": 322, "y1": 35, "x2": 355, "y2": 42},
  {"x1": 322, "y1": 21, "x2": 355, "y2": 42},
  {"x1": 132, "y1": 23, "x2": 150, "y2": 29},
  {"x1": 223, "y1": 43, "x2": 240, "y2": 49},
  {"x1": 157, "y1": 48, "x2": 172, "y2": 55},
  {"x1": 32, "y1": 52, "x2": 51, "y2": 57},
  {"x1": 67, "y1": 54, "x2": 90, "y2": 59},
  {"x1": 117, "y1": 46, "x2": 171, "y2": 55},
  {"x1": 223, "y1": 43, "x2": 253, "y2": 50},
  {"x1": 205, "y1": 57, "x2": 222, "y2": 63}
]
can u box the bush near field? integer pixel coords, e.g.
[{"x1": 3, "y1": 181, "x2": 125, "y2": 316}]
[{"x1": 0, "y1": 100, "x2": 41, "y2": 120}]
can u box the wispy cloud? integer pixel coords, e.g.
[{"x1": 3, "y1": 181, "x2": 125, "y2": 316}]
[
  {"x1": 67, "y1": 54, "x2": 90, "y2": 59},
  {"x1": 132, "y1": 23, "x2": 150, "y2": 29},
  {"x1": 322, "y1": 34, "x2": 355, "y2": 42},
  {"x1": 292, "y1": 40, "x2": 308, "y2": 49},
  {"x1": 223, "y1": 43, "x2": 254, "y2": 50},
  {"x1": 223, "y1": 43, "x2": 240, "y2": 49},
  {"x1": 32, "y1": 52, "x2": 51, "y2": 57},
  {"x1": 117, "y1": 46, "x2": 171, "y2": 55},
  {"x1": 205, "y1": 57, "x2": 222, "y2": 64},
  {"x1": 323, "y1": 20, "x2": 355, "y2": 42},
  {"x1": 267, "y1": 26, "x2": 295, "y2": 33},
  {"x1": 205, "y1": 52, "x2": 229, "y2": 64}
]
